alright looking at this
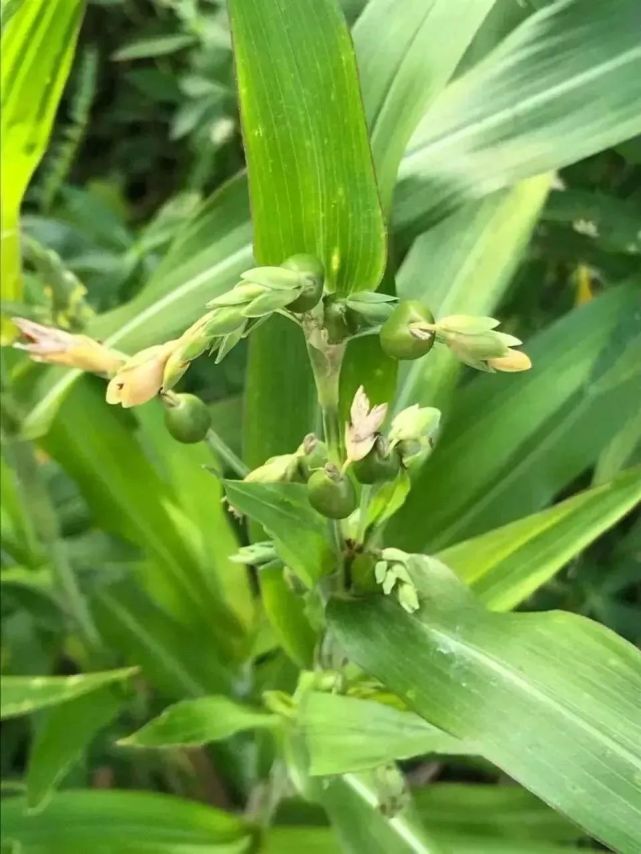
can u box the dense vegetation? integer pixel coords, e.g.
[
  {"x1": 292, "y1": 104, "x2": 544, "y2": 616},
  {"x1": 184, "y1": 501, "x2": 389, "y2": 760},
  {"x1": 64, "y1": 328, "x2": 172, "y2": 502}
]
[{"x1": 1, "y1": 1, "x2": 640, "y2": 852}]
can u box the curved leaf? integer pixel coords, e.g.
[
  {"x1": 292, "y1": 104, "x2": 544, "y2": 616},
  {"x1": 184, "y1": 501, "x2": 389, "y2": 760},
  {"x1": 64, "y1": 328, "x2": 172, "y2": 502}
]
[
  {"x1": 120, "y1": 696, "x2": 276, "y2": 748},
  {"x1": 439, "y1": 466, "x2": 641, "y2": 611},
  {"x1": 1, "y1": 790, "x2": 251, "y2": 853},
  {"x1": 395, "y1": 0, "x2": 641, "y2": 234},
  {"x1": 1, "y1": 668, "x2": 135, "y2": 720}
]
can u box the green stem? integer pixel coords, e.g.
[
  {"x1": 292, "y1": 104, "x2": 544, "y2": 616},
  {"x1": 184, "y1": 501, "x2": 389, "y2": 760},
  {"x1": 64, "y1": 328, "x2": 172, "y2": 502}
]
[
  {"x1": 304, "y1": 331, "x2": 347, "y2": 572},
  {"x1": 205, "y1": 427, "x2": 249, "y2": 478},
  {"x1": 356, "y1": 484, "x2": 373, "y2": 544}
]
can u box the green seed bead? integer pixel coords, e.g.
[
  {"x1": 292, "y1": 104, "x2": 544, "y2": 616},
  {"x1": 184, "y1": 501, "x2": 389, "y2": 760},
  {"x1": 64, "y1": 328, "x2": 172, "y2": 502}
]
[
  {"x1": 380, "y1": 300, "x2": 435, "y2": 361},
  {"x1": 352, "y1": 436, "x2": 400, "y2": 485},
  {"x1": 282, "y1": 254, "x2": 324, "y2": 313},
  {"x1": 307, "y1": 464, "x2": 357, "y2": 519},
  {"x1": 164, "y1": 394, "x2": 211, "y2": 444}
]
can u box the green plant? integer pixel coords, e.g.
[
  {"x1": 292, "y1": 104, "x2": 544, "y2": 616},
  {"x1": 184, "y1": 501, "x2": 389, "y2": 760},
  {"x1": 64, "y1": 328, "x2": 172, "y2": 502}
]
[{"x1": 2, "y1": 1, "x2": 641, "y2": 852}]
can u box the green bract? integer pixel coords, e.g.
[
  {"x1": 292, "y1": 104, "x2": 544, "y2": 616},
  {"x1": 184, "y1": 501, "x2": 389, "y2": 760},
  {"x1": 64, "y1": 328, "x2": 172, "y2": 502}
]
[
  {"x1": 163, "y1": 394, "x2": 211, "y2": 444},
  {"x1": 379, "y1": 300, "x2": 435, "y2": 360},
  {"x1": 307, "y1": 464, "x2": 357, "y2": 519},
  {"x1": 282, "y1": 254, "x2": 325, "y2": 313}
]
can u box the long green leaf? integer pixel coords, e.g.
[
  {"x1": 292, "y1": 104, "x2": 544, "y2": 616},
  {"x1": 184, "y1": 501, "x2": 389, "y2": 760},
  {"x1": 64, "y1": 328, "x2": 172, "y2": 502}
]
[
  {"x1": 394, "y1": 0, "x2": 641, "y2": 234},
  {"x1": 391, "y1": 284, "x2": 641, "y2": 551},
  {"x1": 1, "y1": 668, "x2": 135, "y2": 720},
  {"x1": 439, "y1": 466, "x2": 641, "y2": 611},
  {"x1": 329, "y1": 558, "x2": 641, "y2": 853},
  {"x1": 228, "y1": 0, "x2": 386, "y2": 295},
  {"x1": 26, "y1": 686, "x2": 124, "y2": 811},
  {"x1": 0, "y1": 0, "x2": 84, "y2": 333},
  {"x1": 1, "y1": 790, "x2": 251, "y2": 853},
  {"x1": 354, "y1": 0, "x2": 497, "y2": 210},
  {"x1": 394, "y1": 174, "x2": 550, "y2": 413},
  {"x1": 120, "y1": 696, "x2": 276, "y2": 748},
  {"x1": 301, "y1": 692, "x2": 467, "y2": 775}
]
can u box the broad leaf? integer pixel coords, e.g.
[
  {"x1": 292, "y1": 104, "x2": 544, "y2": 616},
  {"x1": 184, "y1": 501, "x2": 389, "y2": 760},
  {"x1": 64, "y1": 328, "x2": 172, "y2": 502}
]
[
  {"x1": 228, "y1": 0, "x2": 385, "y2": 295},
  {"x1": 1, "y1": 790, "x2": 251, "y2": 853},
  {"x1": 395, "y1": 0, "x2": 641, "y2": 234},
  {"x1": 26, "y1": 686, "x2": 124, "y2": 811},
  {"x1": 0, "y1": 0, "x2": 84, "y2": 335},
  {"x1": 392, "y1": 285, "x2": 641, "y2": 551},
  {"x1": 329, "y1": 558, "x2": 641, "y2": 852},
  {"x1": 439, "y1": 466, "x2": 641, "y2": 610},
  {"x1": 1, "y1": 668, "x2": 135, "y2": 720},
  {"x1": 120, "y1": 696, "x2": 276, "y2": 748},
  {"x1": 301, "y1": 692, "x2": 467, "y2": 775},
  {"x1": 394, "y1": 174, "x2": 550, "y2": 413},
  {"x1": 224, "y1": 481, "x2": 335, "y2": 587}
]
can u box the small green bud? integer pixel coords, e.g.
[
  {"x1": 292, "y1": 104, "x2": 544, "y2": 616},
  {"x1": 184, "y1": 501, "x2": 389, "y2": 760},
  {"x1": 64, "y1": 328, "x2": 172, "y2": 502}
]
[
  {"x1": 297, "y1": 433, "x2": 329, "y2": 480},
  {"x1": 163, "y1": 393, "x2": 211, "y2": 443},
  {"x1": 352, "y1": 435, "x2": 400, "y2": 484},
  {"x1": 230, "y1": 542, "x2": 277, "y2": 566},
  {"x1": 345, "y1": 292, "x2": 397, "y2": 329},
  {"x1": 380, "y1": 300, "x2": 435, "y2": 360},
  {"x1": 282, "y1": 254, "x2": 324, "y2": 313},
  {"x1": 323, "y1": 297, "x2": 355, "y2": 343},
  {"x1": 244, "y1": 453, "x2": 302, "y2": 484},
  {"x1": 389, "y1": 405, "x2": 441, "y2": 449},
  {"x1": 434, "y1": 315, "x2": 531, "y2": 372},
  {"x1": 307, "y1": 463, "x2": 357, "y2": 519}
]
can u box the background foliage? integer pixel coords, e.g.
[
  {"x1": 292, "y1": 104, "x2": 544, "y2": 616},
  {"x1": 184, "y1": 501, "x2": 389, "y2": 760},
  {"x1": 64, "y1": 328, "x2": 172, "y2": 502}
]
[{"x1": 1, "y1": 0, "x2": 640, "y2": 852}]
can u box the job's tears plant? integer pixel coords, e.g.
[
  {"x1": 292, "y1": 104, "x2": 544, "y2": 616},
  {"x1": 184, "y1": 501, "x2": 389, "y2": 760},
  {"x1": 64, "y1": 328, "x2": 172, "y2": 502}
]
[
  {"x1": 3, "y1": 0, "x2": 641, "y2": 852},
  {"x1": 14, "y1": 280, "x2": 528, "y2": 596}
]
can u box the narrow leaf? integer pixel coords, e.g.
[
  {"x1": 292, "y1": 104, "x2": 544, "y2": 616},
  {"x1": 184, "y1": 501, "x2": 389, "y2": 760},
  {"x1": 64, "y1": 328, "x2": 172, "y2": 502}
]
[
  {"x1": 1, "y1": 790, "x2": 251, "y2": 853},
  {"x1": 1, "y1": 668, "x2": 135, "y2": 720},
  {"x1": 395, "y1": 0, "x2": 641, "y2": 234},
  {"x1": 439, "y1": 466, "x2": 641, "y2": 610},
  {"x1": 26, "y1": 686, "x2": 124, "y2": 811}
]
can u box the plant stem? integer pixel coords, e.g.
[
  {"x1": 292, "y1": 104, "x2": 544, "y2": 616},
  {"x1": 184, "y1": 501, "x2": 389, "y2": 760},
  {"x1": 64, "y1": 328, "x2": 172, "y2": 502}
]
[
  {"x1": 205, "y1": 427, "x2": 249, "y2": 478},
  {"x1": 304, "y1": 330, "x2": 347, "y2": 569},
  {"x1": 356, "y1": 484, "x2": 372, "y2": 544}
]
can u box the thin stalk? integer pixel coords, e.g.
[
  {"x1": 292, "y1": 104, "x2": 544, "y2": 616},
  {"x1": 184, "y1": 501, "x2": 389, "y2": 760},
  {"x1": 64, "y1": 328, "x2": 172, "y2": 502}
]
[
  {"x1": 356, "y1": 484, "x2": 373, "y2": 544},
  {"x1": 304, "y1": 333, "x2": 347, "y2": 571},
  {"x1": 205, "y1": 427, "x2": 249, "y2": 478}
]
